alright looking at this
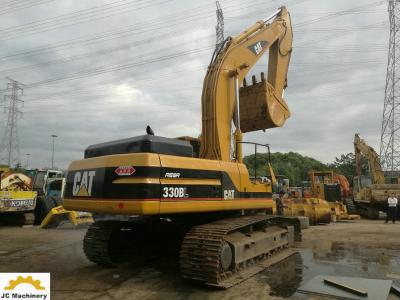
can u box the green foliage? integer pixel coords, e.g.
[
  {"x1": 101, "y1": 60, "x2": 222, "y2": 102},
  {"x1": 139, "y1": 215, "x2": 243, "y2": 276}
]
[
  {"x1": 328, "y1": 152, "x2": 356, "y2": 181},
  {"x1": 243, "y1": 151, "x2": 328, "y2": 186},
  {"x1": 244, "y1": 151, "x2": 358, "y2": 186}
]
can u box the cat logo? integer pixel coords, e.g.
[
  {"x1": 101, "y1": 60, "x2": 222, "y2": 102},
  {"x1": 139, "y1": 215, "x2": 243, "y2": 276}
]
[
  {"x1": 224, "y1": 190, "x2": 235, "y2": 200},
  {"x1": 247, "y1": 40, "x2": 268, "y2": 55},
  {"x1": 72, "y1": 171, "x2": 96, "y2": 196}
]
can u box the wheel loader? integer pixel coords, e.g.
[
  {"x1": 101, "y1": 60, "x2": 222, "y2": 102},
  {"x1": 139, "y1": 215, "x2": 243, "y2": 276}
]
[{"x1": 63, "y1": 7, "x2": 302, "y2": 288}]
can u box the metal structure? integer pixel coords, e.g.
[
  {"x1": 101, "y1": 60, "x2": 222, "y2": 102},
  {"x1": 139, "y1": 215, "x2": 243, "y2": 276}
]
[
  {"x1": 51, "y1": 134, "x2": 57, "y2": 169},
  {"x1": 215, "y1": 1, "x2": 224, "y2": 50},
  {"x1": 0, "y1": 77, "x2": 24, "y2": 167},
  {"x1": 380, "y1": 0, "x2": 400, "y2": 175}
]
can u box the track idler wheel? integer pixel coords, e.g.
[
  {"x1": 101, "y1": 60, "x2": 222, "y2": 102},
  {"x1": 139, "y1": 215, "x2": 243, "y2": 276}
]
[{"x1": 220, "y1": 242, "x2": 233, "y2": 272}]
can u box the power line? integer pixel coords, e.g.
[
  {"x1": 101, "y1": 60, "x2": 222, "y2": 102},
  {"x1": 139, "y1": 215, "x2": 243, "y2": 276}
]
[
  {"x1": 295, "y1": 1, "x2": 386, "y2": 27},
  {"x1": 0, "y1": 0, "x2": 55, "y2": 16},
  {"x1": 0, "y1": 0, "x2": 172, "y2": 41},
  {"x1": 0, "y1": 31, "x2": 214, "y2": 74},
  {"x1": 0, "y1": 0, "x2": 270, "y2": 61},
  {"x1": 0, "y1": 0, "x2": 272, "y2": 41},
  {"x1": 0, "y1": 0, "x2": 388, "y2": 103}
]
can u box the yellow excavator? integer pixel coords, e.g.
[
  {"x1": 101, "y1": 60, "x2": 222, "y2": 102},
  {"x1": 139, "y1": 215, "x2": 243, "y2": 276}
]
[
  {"x1": 63, "y1": 7, "x2": 301, "y2": 288},
  {"x1": 353, "y1": 133, "x2": 400, "y2": 218},
  {"x1": 0, "y1": 170, "x2": 37, "y2": 225}
]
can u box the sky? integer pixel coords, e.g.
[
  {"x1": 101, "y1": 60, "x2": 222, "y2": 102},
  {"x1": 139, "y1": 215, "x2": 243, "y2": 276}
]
[{"x1": 0, "y1": 0, "x2": 389, "y2": 169}]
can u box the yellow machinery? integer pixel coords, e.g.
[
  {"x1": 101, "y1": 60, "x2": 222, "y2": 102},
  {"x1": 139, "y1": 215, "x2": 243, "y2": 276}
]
[
  {"x1": 271, "y1": 175, "x2": 331, "y2": 225},
  {"x1": 283, "y1": 193, "x2": 331, "y2": 225},
  {"x1": 0, "y1": 165, "x2": 10, "y2": 173},
  {"x1": 41, "y1": 206, "x2": 93, "y2": 228},
  {"x1": 308, "y1": 171, "x2": 359, "y2": 220},
  {"x1": 353, "y1": 133, "x2": 400, "y2": 218},
  {"x1": 0, "y1": 171, "x2": 37, "y2": 225},
  {"x1": 63, "y1": 7, "x2": 302, "y2": 288},
  {"x1": 281, "y1": 170, "x2": 360, "y2": 224},
  {"x1": 40, "y1": 178, "x2": 94, "y2": 228}
]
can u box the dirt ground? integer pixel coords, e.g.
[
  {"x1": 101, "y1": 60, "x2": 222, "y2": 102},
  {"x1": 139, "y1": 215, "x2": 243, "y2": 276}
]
[{"x1": 1, "y1": 220, "x2": 400, "y2": 300}]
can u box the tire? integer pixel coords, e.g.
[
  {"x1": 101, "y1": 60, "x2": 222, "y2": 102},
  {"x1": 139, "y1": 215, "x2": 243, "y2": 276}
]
[
  {"x1": 23, "y1": 212, "x2": 35, "y2": 225},
  {"x1": 34, "y1": 195, "x2": 58, "y2": 225},
  {"x1": 48, "y1": 195, "x2": 63, "y2": 207},
  {"x1": 0, "y1": 213, "x2": 25, "y2": 226}
]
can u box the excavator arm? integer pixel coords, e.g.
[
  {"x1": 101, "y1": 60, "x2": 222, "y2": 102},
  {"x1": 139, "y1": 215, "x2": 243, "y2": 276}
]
[
  {"x1": 200, "y1": 7, "x2": 292, "y2": 162},
  {"x1": 354, "y1": 133, "x2": 385, "y2": 184}
]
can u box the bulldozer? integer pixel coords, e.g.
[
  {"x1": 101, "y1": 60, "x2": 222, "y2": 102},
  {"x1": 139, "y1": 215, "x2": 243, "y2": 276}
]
[
  {"x1": 0, "y1": 169, "x2": 37, "y2": 225},
  {"x1": 353, "y1": 133, "x2": 400, "y2": 218},
  {"x1": 307, "y1": 171, "x2": 359, "y2": 221},
  {"x1": 269, "y1": 174, "x2": 331, "y2": 225},
  {"x1": 275, "y1": 171, "x2": 358, "y2": 224},
  {"x1": 63, "y1": 7, "x2": 302, "y2": 288}
]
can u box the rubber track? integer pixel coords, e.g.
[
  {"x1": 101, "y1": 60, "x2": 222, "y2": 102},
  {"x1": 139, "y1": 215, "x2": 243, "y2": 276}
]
[
  {"x1": 83, "y1": 221, "x2": 120, "y2": 267},
  {"x1": 179, "y1": 215, "x2": 294, "y2": 288}
]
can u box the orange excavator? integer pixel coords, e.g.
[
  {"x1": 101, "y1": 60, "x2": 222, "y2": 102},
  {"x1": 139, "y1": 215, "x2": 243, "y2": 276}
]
[
  {"x1": 63, "y1": 7, "x2": 301, "y2": 288},
  {"x1": 333, "y1": 173, "x2": 352, "y2": 199}
]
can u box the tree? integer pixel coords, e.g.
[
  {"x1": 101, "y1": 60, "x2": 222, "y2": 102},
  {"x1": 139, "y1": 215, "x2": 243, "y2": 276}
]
[
  {"x1": 244, "y1": 151, "x2": 328, "y2": 186},
  {"x1": 329, "y1": 152, "x2": 355, "y2": 181}
]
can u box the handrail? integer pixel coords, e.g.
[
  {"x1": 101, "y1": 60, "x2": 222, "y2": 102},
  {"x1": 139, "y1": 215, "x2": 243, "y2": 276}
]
[{"x1": 236, "y1": 141, "x2": 271, "y2": 179}]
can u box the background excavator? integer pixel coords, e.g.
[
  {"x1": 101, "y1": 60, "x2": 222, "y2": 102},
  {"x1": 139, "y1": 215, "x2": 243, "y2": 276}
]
[
  {"x1": 353, "y1": 133, "x2": 400, "y2": 218},
  {"x1": 63, "y1": 7, "x2": 301, "y2": 288},
  {"x1": 0, "y1": 168, "x2": 37, "y2": 225}
]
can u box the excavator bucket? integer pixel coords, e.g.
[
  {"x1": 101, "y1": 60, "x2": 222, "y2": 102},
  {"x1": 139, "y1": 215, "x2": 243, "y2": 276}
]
[
  {"x1": 239, "y1": 75, "x2": 290, "y2": 133},
  {"x1": 41, "y1": 206, "x2": 94, "y2": 228}
]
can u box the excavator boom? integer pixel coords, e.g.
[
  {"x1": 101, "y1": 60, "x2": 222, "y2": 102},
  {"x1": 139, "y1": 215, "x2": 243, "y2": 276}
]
[
  {"x1": 200, "y1": 7, "x2": 292, "y2": 161},
  {"x1": 354, "y1": 133, "x2": 385, "y2": 184}
]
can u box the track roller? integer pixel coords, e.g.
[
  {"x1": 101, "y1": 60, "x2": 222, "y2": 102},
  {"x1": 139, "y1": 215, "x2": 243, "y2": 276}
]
[{"x1": 180, "y1": 215, "x2": 301, "y2": 288}]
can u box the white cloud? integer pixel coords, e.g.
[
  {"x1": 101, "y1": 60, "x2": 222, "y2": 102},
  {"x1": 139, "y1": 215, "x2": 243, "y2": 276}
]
[{"x1": 0, "y1": 0, "x2": 391, "y2": 168}]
